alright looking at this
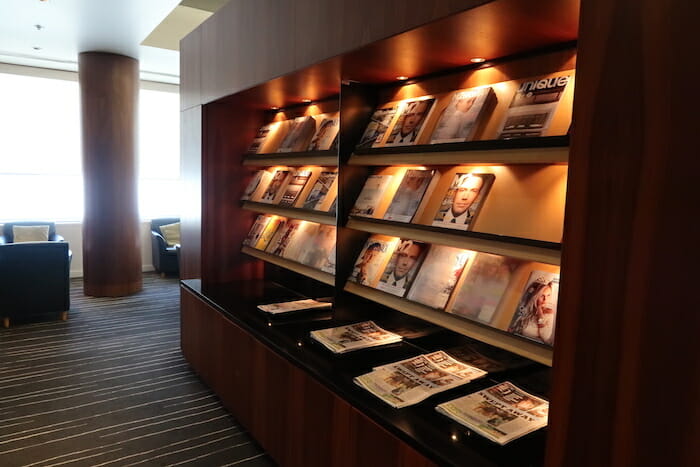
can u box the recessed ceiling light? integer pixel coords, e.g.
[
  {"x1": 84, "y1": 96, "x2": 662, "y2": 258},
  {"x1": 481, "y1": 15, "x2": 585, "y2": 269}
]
[
  {"x1": 270, "y1": 106, "x2": 279, "y2": 110},
  {"x1": 396, "y1": 76, "x2": 409, "y2": 81},
  {"x1": 302, "y1": 99, "x2": 311, "y2": 103},
  {"x1": 470, "y1": 57, "x2": 486, "y2": 63}
]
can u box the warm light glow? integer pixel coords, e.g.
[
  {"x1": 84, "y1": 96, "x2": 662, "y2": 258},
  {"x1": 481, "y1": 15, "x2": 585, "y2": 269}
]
[
  {"x1": 396, "y1": 76, "x2": 409, "y2": 81},
  {"x1": 302, "y1": 99, "x2": 312, "y2": 103},
  {"x1": 451, "y1": 434, "x2": 458, "y2": 442},
  {"x1": 270, "y1": 106, "x2": 279, "y2": 111},
  {"x1": 470, "y1": 57, "x2": 486, "y2": 63}
]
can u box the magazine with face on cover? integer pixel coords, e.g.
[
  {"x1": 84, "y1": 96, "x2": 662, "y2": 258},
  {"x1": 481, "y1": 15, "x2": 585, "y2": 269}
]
[
  {"x1": 349, "y1": 174, "x2": 394, "y2": 217},
  {"x1": 356, "y1": 105, "x2": 399, "y2": 149},
  {"x1": 384, "y1": 97, "x2": 436, "y2": 146},
  {"x1": 430, "y1": 87, "x2": 495, "y2": 144},
  {"x1": 383, "y1": 169, "x2": 440, "y2": 223},
  {"x1": 310, "y1": 320, "x2": 403, "y2": 354},
  {"x1": 406, "y1": 245, "x2": 473, "y2": 310},
  {"x1": 432, "y1": 172, "x2": 495, "y2": 231},
  {"x1": 507, "y1": 270, "x2": 560, "y2": 346},
  {"x1": 376, "y1": 239, "x2": 427, "y2": 297},
  {"x1": 278, "y1": 170, "x2": 312, "y2": 207},
  {"x1": 260, "y1": 169, "x2": 291, "y2": 203},
  {"x1": 435, "y1": 381, "x2": 549, "y2": 445},
  {"x1": 307, "y1": 113, "x2": 340, "y2": 151},
  {"x1": 347, "y1": 235, "x2": 400, "y2": 288},
  {"x1": 302, "y1": 171, "x2": 338, "y2": 210}
]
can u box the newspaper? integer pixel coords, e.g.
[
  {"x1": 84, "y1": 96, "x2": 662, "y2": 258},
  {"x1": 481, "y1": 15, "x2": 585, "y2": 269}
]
[
  {"x1": 436, "y1": 381, "x2": 549, "y2": 445},
  {"x1": 310, "y1": 321, "x2": 402, "y2": 354},
  {"x1": 257, "y1": 298, "x2": 332, "y2": 315},
  {"x1": 355, "y1": 351, "x2": 487, "y2": 408}
]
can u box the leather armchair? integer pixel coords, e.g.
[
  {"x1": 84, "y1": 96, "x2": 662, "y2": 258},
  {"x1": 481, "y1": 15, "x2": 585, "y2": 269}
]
[
  {"x1": 0, "y1": 241, "x2": 71, "y2": 327},
  {"x1": 1, "y1": 221, "x2": 64, "y2": 243},
  {"x1": 150, "y1": 218, "x2": 180, "y2": 276}
]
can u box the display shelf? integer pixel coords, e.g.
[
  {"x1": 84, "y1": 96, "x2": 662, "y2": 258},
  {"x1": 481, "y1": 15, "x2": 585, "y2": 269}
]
[
  {"x1": 242, "y1": 201, "x2": 336, "y2": 226},
  {"x1": 241, "y1": 246, "x2": 335, "y2": 286},
  {"x1": 349, "y1": 136, "x2": 569, "y2": 166},
  {"x1": 344, "y1": 281, "x2": 553, "y2": 366},
  {"x1": 346, "y1": 217, "x2": 561, "y2": 266},
  {"x1": 243, "y1": 150, "x2": 337, "y2": 167}
]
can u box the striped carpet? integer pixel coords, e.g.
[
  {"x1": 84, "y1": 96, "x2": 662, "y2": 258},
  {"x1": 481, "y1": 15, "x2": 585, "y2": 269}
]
[{"x1": 0, "y1": 274, "x2": 275, "y2": 467}]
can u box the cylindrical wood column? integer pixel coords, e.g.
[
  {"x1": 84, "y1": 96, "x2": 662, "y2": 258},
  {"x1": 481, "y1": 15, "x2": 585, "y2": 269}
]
[{"x1": 79, "y1": 52, "x2": 142, "y2": 297}]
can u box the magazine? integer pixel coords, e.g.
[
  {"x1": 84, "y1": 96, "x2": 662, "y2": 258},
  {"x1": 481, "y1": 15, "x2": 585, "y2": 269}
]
[
  {"x1": 430, "y1": 87, "x2": 494, "y2": 144},
  {"x1": 406, "y1": 245, "x2": 473, "y2": 310},
  {"x1": 278, "y1": 170, "x2": 312, "y2": 207},
  {"x1": 435, "y1": 382, "x2": 549, "y2": 445},
  {"x1": 355, "y1": 351, "x2": 487, "y2": 408},
  {"x1": 320, "y1": 244, "x2": 336, "y2": 274},
  {"x1": 349, "y1": 174, "x2": 394, "y2": 217},
  {"x1": 241, "y1": 170, "x2": 272, "y2": 201},
  {"x1": 383, "y1": 169, "x2": 439, "y2": 223},
  {"x1": 242, "y1": 215, "x2": 272, "y2": 247},
  {"x1": 432, "y1": 173, "x2": 495, "y2": 230},
  {"x1": 347, "y1": 235, "x2": 399, "y2": 287},
  {"x1": 507, "y1": 270, "x2": 560, "y2": 346},
  {"x1": 498, "y1": 74, "x2": 572, "y2": 139},
  {"x1": 279, "y1": 221, "x2": 319, "y2": 261},
  {"x1": 449, "y1": 253, "x2": 525, "y2": 325},
  {"x1": 254, "y1": 216, "x2": 285, "y2": 251},
  {"x1": 356, "y1": 106, "x2": 399, "y2": 149},
  {"x1": 260, "y1": 169, "x2": 291, "y2": 203},
  {"x1": 265, "y1": 219, "x2": 303, "y2": 257},
  {"x1": 445, "y1": 343, "x2": 532, "y2": 374},
  {"x1": 258, "y1": 298, "x2": 332, "y2": 314},
  {"x1": 384, "y1": 97, "x2": 436, "y2": 146},
  {"x1": 308, "y1": 114, "x2": 340, "y2": 151},
  {"x1": 376, "y1": 239, "x2": 427, "y2": 297},
  {"x1": 246, "y1": 122, "x2": 279, "y2": 154},
  {"x1": 298, "y1": 225, "x2": 337, "y2": 270},
  {"x1": 278, "y1": 115, "x2": 317, "y2": 152},
  {"x1": 302, "y1": 171, "x2": 338, "y2": 210},
  {"x1": 310, "y1": 320, "x2": 402, "y2": 354}
]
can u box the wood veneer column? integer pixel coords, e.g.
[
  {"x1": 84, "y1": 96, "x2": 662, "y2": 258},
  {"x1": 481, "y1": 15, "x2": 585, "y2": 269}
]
[{"x1": 79, "y1": 52, "x2": 142, "y2": 297}]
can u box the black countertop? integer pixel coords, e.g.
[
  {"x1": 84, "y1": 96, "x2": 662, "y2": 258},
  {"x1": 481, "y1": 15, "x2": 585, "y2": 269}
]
[{"x1": 182, "y1": 278, "x2": 550, "y2": 467}]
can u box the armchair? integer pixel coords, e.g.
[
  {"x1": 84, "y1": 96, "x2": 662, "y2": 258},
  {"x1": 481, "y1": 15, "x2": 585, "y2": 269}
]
[
  {"x1": 1, "y1": 221, "x2": 64, "y2": 244},
  {"x1": 150, "y1": 218, "x2": 180, "y2": 277},
  {"x1": 0, "y1": 241, "x2": 71, "y2": 327}
]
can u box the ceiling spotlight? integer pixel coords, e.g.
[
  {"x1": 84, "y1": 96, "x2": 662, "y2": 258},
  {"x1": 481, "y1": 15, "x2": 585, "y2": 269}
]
[
  {"x1": 396, "y1": 76, "x2": 409, "y2": 81},
  {"x1": 470, "y1": 57, "x2": 486, "y2": 63},
  {"x1": 270, "y1": 106, "x2": 279, "y2": 110},
  {"x1": 302, "y1": 99, "x2": 312, "y2": 103}
]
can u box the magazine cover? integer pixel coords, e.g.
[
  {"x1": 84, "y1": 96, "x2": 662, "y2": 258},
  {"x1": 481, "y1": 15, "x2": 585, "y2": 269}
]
[
  {"x1": 302, "y1": 171, "x2": 338, "y2": 210},
  {"x1": 278, "y1": 170, "x2": 312, "y2": 207},
  {"x1": 498, "y1": 74, "x2": 572, "y2": 139},
  {"x1": 376, "y1": 239, "x2": 428, "y2": 297},
  {"x1": 356, "y1": 105, "x2": 399, "y2": 149},
  {"x1": 406, "y1": 245, "x2": 473, "y2": 310},
  {"x1": 308, "y1": 114, "x2": 340, "y2": 151},
  {"x1": 265, "y1": 219, "x2": 302, "y2": 257},
  {"x1": 430, "y1": 87, "x2": 494, "y2": 144},
  {"x1": 507, "y1": 270, "x2": 560, "y2": 346},
  {"x1": 347, "y1": 235, "x2": 400, "y2": 288},
  {"x1": 242, "y1": 215, "x2": 272, "y2": 247},
  {"x1": 449, "y1": 253, "x2": 525, "y2": 325},
  {"x1": 384, "y1": 97, "x2": 436, "y2": 146},
  {"x1": 320, "y1": 244, "x2": 336, "y2": 275},
  {"x1": 254, "y1": 216, "x2": 285, "y2": 251},
  {"x1": 432, "y1": 173, "x2": 495, "y2": 230},
  {"x1": 259, "y1": 169, "x2": 291, "y2": 203},
  {"x1": 355, "y1": 351, "x2": 487, "y2": 408},
  {"x1": 241, "y1": 170, "x2": 272, "y2": 201},
  {"x1": 277, "y1": 115, "x2": 317, "y2": 152},
  {"x1": 298, "y1": 225, "x2": 337, "y2": 270},
  {"x1": 280, "y1": 221, "x2": 319, "y2": 261},
  {"x1": 445, "y1": 342, "x2": 533, "y2": 373},
  {"x1": 436, "y1": 382, "x2": 549, "y2": 445},
  {"x1": 349, "y1": 174, "x2": 394, "y2": 217},
  {"x1": 257, "y1": 299, "x2": 332, "y2": 314},
  {"x1": 383, "y1": 169, "x2": 439, "y2": 223},
  {"x1": 246, "y1": 122, "x2": 278, "y2": 154},
  {"x1": 310, "y1": 320, "x2": 402, "y2": 354}
]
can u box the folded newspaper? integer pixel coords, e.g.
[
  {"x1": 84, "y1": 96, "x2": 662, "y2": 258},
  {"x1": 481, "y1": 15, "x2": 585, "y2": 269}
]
[
  {"x1": 435, "y1": 381, "x2": 549, "y2": 445},
  {"x1": 354, "y1": 351, "x2": 487, "y2": 408},
  {"x1": 257, "y1": 299, "x2": 332, "y2": 315},
  {"x1": 310, "y1": 321, "x2": 402, "y2": 354}
]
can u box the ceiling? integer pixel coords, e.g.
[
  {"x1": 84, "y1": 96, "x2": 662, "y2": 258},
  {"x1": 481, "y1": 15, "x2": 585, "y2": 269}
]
[{"x1": 0, "y1": 0, "x2": 228, "y2": 84}]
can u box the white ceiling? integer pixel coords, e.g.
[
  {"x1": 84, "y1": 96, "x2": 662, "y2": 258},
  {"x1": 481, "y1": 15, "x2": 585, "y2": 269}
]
[{"x1": 0, "y1": 0, "x2": 221, "y2": 84}]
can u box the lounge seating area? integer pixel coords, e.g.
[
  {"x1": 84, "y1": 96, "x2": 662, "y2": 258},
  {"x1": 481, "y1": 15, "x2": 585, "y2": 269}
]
[{"x1": 150, "y1": 218, "x2": 180, "y2": 277}]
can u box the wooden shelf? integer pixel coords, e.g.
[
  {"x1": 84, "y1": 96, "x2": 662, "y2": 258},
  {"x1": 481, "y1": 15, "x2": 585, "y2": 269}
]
[
  {"x1": 242, "y1": 246, "x2": 335, "y2": 286},
  {"x1": 242, "y1": 201, "x2": 336, "y2": 225},
  {"x1": 243, "y1": 150, "x2": 337, "y2": 167},
  {"x1": 349, "y1": 136, "x2": 569, "y2": 166},
  {"x1": 346, "y1": 217, "x2": 561, "y2": 265},
  {"x1": 344, "y1": 281, "x2": 553, "y2": 366}
]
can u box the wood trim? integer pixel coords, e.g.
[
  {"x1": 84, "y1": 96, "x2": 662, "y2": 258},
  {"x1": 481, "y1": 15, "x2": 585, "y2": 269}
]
[
  {"x1": 241, "y1": 246, "x2": 335, "y2": 286},
  {"x1": 242, "y1": 201, "x2": 336, "y2": 226}
]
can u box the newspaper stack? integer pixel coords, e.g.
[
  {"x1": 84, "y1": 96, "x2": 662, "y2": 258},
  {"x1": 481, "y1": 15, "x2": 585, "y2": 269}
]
[
  {"x1": 354, "y1": 351, "x2": 487, "y2": 408},
  {"x1": 257, "y1": 299, "x2": 332, "y2": 315},
  {"x1": 435, "y1": 381, "x2": 549, "y2": 445},
  {"x1": 310, "y1": 321, "x2": 402, "y2": 354}
]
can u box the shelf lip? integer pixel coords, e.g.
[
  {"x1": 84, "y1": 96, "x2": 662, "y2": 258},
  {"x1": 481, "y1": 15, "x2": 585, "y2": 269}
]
[
  {"x1": 241, "y1": 246, "x2": 335, "y2": 286},
  {"x1": 346, "y1": 217, "x2": 561, "y2": 265},
  {"x1": 242, "y1": 150, "x2": 337, "y2": 167},
  {"x1": 343, "y1": 281, "x2": 553, "y2": 366},
  {"x1": 242, "y1": 201, "x2": 337, "y2": 225},
  {"x1": 354, "y1": 135, "x2": 569, "y2": 156}
]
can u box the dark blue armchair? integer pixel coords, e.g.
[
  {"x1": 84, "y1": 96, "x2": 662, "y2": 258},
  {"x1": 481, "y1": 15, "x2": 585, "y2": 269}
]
[{"x1": 150, "y1": 218, "x2": 180, "y2": 277}]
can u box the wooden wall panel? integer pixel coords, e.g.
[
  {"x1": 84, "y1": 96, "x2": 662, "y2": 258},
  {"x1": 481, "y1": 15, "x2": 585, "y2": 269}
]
[
  {"x1": 547, "y1": 1, "x2": 700, "y2": 466},
  {"x1": 180, "y1": 27, "x2": 202, "y2": 111},
  {"x1": 180, "y1": 106, "x2": 202, "y2": 280}
]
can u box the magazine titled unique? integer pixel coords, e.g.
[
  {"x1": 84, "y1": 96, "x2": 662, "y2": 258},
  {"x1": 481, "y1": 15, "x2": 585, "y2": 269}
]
[
  {"x1": 384, "y1": 97, "x2": 436, "y2": 146},
  {"x1": 432, "y1": 173, "x2": 495, "y2": 231},
  {"x1": 354, "y1": 351, "x2": 487, "y2": 408},
  {"x1": 430, "y1": 87, "x2": 494, "y2": 144},
  {"x1": 308, "y1": 114, "x2": 340, "y2": 151},
  {"x1": 376, "y1": 239, "x2": 428, "y2": 297},
  {"x1": 383, "y1": 169, "x2": 439, "y2": 223},
  {"x1": 242, "y1": 215, "x2": 272, "y2": 247},
  {"x1": 507, "y1": 270, "x2": 560, "y2": 346},
  {"x1": 278, "y1": 115, "x2": 317, "y2": 152},
  {"x1": 406, "y1": 245, "x2": 473, "y2": 310},
  {"x1": 498, "y1": 74, "x2": 572, "y2": 139},
  {"x1": 241, "y1": 170, "x2": 272, "y2": 201},
  {"x1": 303, "y1": 171, "x2": 338, "y2": 210},
  {"x1": 258, "y1": 298, "x2": 332, "y2": 315},
  {"x1": 356, "y1": 105, "x2": 399, "y2": 149},
  {"x1": 347, "y1": 235, "x2": 399, "y2": 287},
  {"x1": 259, "y1": 169, "x2": 291, "y2": 203},
  {"x1": 278, "y1": 170, "x2": 312, "y2": 207},
  {"x1": 297, "y1": 225, "x2": 337, "y2": 270},
  {"x1": 435, "y1": 382, "x2": 549, "y2": 445},
  {"x1": 310, "y1": 320, "x2": 402, "y2": 354},
  {"x1": 349, "y1": 174, "x2": 394, "y2": 217}
]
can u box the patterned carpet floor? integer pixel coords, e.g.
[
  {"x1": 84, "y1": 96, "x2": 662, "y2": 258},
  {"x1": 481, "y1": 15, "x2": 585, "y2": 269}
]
[{"x1": 0, "y1": 274, "x2": 275, "y2": 467}]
